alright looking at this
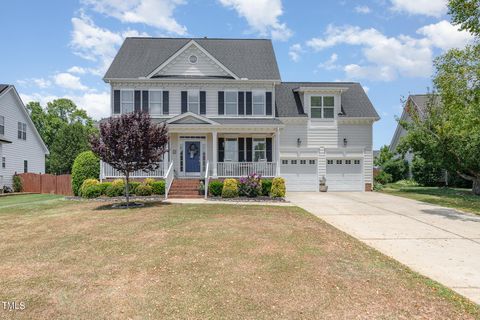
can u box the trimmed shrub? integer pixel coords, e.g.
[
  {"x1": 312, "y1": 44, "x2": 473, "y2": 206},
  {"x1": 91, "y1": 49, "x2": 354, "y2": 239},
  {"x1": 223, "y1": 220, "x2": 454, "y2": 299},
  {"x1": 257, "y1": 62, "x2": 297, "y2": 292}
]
[
  {"x1": 374, "y1": 171, "x2": 393, "y2": 185},
  {"x1": 373, "y1": 182, "x2": 384, "y2": 191},
  {"x1": 270, "y1": 177, "x2": 286, "y2": 198},
  {"x1": 71, "y1": 151, "x2": 100, "y2": 196},
  {"x1": 136, "y1": 184, "x2": 153, "y2": 196},
  {"x1": 79, "y1": 179, "x2": 99, "y2": 197},
  {"x1": 151, "y1": 181, "x2": 165, "y2": 195},
  {"x1": 105, "y1": 184, "x2": 124, "y2": 197},
  {"x1": 13, "y1": 174, "x2": 22, "y2": 192},
  {"x1": 209, "y1": 180, "x2": 223, "y2": 197},
  {"x1": 144, "y1": 178, "x2": 156, "y2": 186},
  {"x1": 411, "y1": 156, "x2": 442, "y2": 186},
  {"x1": 111, "y1": 179, "x2": 124, "y2": 187},
  {"x1": 261, "y1": 179, "x2": 272, "y2": 196},
  {"x1": 382, "y1": 158, "x2": 409, "y2": 182},
  {"x1": 82, "y1": 185, "x2": 102, "y2": 198},
  {"x1": 221, "y1": 179, "x2": 238, "y2": 198},
  {"x1": 238, "y1": 173, "x2": 262, "y2": 197},
  {"x1": 128, "y1": 182, "x2": 141, "y2": 194},
  {"x1": 97, "y1": 182, "x2": 112, "y2": 195}
]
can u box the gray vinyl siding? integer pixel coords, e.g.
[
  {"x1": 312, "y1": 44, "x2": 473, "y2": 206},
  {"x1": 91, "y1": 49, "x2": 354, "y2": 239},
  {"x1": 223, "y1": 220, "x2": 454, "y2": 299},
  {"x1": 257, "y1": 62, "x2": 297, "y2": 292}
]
[
  {"x1": 337, "y1": 124, "x2": 372, "y2": 148},
  {"x1": 0, "y1": 89, "x2": 46, "y2": 187}
]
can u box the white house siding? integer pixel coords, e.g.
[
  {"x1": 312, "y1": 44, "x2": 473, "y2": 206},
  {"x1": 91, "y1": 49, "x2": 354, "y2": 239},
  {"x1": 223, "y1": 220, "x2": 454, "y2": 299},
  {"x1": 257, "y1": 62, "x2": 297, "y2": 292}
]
[
  {"x1": 111, "y1": 81, "x2": 275, "y2": 118},
  {"x1": 156, "y1": 45, "x2": 230, "y2": 78},
  {"x1": 279, "y1": 119, "x2": 308, "y2": 148},
  {"x1": 0, "y1": 89, "x2": 46, "y2": 187},
  {"x1": 364, "y1": 149, "x2": 373, "y2": 186},
  {"x1": 337, "y1": 124, "x2": 372, "y2": 148},
  {"x1": 307, "y1": 123, "x2": 338, "y2": 148}
]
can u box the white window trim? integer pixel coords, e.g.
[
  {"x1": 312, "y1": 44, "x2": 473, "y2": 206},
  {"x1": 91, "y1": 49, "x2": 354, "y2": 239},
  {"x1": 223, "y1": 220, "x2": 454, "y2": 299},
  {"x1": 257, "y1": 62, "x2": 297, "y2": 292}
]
[
  {"x1": 224, "y1": 138, "x2": 238, "y2": 162},
  {"x1": 253, "y1": 137, "x2": 267, "y2": 162},
  {"x1": 18, "y1": 122, "x2": 26, "y2": 140},
  {"x1": 252, "y1": 90, "x2": 266, "y2": 116},
  {"x1": 188, "y1": 90, "x2": 200, "y2": 114},
  {"x1": 120, "y1": 89, "x2": 134, "y2": 114},
  {"x1": 0, "y1": 115, "x2": 4, "y2": 135},
  {"x1": 149, "y1": 90, "x2": 163, "y2": 115},
  {"x1": 224, "y1": 90, "x2": 238, "y2": 116},
  {"x1": 310, "y1": 95, "x2": 335, "y2": 120}
]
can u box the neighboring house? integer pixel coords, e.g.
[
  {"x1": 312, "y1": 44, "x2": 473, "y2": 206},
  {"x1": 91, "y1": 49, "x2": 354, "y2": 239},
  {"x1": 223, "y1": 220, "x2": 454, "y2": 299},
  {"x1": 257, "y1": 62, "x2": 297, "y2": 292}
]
[
  {"x1": 0, "y1": 84, "x2": 49, "y2": 188},
  {"x1": 101, "y1": 38, "x2": 379, "y2": 192}
]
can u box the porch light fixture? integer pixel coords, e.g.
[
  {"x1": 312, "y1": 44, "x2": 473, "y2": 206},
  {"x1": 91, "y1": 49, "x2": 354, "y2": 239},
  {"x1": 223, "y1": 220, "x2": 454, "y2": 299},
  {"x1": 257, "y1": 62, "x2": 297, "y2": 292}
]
[
  {"x1": 343, "y1": 138, "x2": 348, "y2": 147},
  {"x1": 297, "y1": 138, "x2": 302, "y2": 147}
]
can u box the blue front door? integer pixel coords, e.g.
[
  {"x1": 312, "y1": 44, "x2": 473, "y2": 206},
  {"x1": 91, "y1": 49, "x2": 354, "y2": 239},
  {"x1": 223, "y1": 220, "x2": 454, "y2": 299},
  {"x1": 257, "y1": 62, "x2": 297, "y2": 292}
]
[{"x1": 185, "y1": 141, "x2": 201, "y2": 173}]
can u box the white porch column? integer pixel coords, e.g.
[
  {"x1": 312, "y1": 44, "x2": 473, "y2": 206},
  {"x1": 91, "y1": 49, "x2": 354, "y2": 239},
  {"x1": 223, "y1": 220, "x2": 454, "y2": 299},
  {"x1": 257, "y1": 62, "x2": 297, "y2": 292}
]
[
  {"x1": 212, "y1": 131, "x2": 218, "y2": 177},
  {"x1": 275, "y1": 128, "x2": 281, "y2": 176},
  {"x1": 163, "y1": 138, "x2": 170, "y2": 176}
]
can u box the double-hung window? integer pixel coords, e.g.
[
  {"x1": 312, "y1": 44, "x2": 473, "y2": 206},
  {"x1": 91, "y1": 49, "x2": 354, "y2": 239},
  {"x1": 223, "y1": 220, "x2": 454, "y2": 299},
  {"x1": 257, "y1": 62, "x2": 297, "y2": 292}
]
[
  {"x1": 253, "y1": 138, "x2": 266, "y2": 161},
  {"x1": 121, "y1": 90, "x2": 134, "y2": 114},
  {"x1": 224, "y1": 138, "x2": 238, "y2": 162},
  {"x1": 188, "y1": 91, "x2": 199, "y2": 114},
  {"x1": 0, "y1": 116, "x2": 4, "y2": 135},
  {"x1": 18, "y1": 122, "x2": 26, "y2": 140},
  {"x1": 253, "y1": 92, "x2": 265, "y2": 115},
  {"x1": 225, "y1": 91, "x2": 237, "y2": 115},
  {"x1": 149, "y1": 91, "x2": 162, "y2": 115},
  {"x1": 310, "y1": 96, "x2": 335, "y2": 119},
  {"x1": 24, "y1": 160, "x2": 28, "y2": 173}
]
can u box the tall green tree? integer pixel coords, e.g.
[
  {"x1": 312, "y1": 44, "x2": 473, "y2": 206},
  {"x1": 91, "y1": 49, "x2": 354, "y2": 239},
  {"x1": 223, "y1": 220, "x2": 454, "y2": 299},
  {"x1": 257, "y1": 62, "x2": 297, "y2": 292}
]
[
  {"x1": 448, "y1": 0, "x2": 480, "y2": 36},
  {"x1": 26, "y1": 99, "x2": 97, "y2": 174}
]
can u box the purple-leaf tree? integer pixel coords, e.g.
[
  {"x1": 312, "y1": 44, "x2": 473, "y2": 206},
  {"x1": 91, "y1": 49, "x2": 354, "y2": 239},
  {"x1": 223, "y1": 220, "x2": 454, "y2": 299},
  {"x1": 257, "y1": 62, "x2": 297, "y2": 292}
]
[{"x1": 90, "y1": 112, "x2": 168, "y2": 206}]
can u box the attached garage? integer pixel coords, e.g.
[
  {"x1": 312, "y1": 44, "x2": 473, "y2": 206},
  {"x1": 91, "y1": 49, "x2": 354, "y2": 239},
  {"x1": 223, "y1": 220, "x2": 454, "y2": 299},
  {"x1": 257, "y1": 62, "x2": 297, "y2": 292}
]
[
  {"x1": 281, "y1": 158, "x2": 318, "y2": 192},
  {"x1": 326, "y1": 158, "x2": 364, "y2": 191}
]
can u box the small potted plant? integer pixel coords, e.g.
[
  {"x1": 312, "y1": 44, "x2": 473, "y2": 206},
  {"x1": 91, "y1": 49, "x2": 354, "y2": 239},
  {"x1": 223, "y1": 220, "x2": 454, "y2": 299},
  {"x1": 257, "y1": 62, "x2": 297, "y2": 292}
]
[
  {"x1": 319, "y1": 176, "x2": 328, "y2": 192},
  {"x1": 198, "y1": 180, "x2": 205, "y2": 195}
]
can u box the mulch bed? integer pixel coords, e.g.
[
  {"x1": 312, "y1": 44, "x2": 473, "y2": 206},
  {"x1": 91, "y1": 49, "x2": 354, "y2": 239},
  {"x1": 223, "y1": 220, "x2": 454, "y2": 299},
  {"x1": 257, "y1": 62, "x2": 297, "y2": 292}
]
[
  {"x1": 208, "y1": 196, "x2": 287, "y2": 203},
  {"x1": 65, "y1": 195, "x2": 165, "y2": 202}
]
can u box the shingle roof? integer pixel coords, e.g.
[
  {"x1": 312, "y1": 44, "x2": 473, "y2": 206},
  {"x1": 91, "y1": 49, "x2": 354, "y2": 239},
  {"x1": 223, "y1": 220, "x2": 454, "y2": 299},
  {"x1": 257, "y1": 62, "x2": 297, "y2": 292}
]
[
  {"x1": 104, "y1": 38, "x2": 281, "y2": 80},
  {"x1": 0, "y1": 84, "x2": 10, "y2": 95},
  {"x1": 275, "y1": 82, "x2": 379, "y2": 119}
]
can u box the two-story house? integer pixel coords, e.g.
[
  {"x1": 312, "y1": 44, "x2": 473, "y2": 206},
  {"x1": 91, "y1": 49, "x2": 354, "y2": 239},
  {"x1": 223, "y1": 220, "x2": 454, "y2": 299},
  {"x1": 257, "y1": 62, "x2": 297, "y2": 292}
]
[
  {"x1": 101, "y1": 38, "x2": 379, "y2": 193},
  {"x1": 0, "y1": 84, "x2": 49, "y2": 189}
]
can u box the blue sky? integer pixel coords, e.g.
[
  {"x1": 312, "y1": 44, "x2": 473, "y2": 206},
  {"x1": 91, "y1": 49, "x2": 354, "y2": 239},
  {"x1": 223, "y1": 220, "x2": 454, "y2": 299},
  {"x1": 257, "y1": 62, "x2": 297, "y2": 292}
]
[{"x1": 0, "y1": 0, "x2": 473, "y2": 149}]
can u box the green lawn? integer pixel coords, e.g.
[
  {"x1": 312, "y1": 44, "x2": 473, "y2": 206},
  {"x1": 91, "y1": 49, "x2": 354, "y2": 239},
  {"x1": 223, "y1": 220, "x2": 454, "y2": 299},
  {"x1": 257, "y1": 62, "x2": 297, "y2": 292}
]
[
  {"x1": 0, "y1": 194, "x2": 478, "y2": 319},
  {"x1": 381, "y1": 181, "x2": 480, "y2": 215}
]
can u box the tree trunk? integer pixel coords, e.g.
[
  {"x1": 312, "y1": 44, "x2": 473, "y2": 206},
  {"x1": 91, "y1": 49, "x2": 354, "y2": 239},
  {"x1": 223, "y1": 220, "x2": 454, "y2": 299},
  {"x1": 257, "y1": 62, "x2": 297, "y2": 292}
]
[
  {"x1": 125, "y1": 173, "x2": 130, "y2": 206},
  {"x1": 473, "y1": 178, "x2": 480, "y2": 196}
]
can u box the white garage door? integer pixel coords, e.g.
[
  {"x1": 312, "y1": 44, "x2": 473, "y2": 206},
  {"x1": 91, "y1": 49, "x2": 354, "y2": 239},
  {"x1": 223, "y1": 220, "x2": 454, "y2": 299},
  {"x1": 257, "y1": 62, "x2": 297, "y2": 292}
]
[
  {"x1": 281, "y1": 159, "x2": 318, "y2": 192},
  {"x1": 326, "y1": 159, "x2": 363, "y2": 192}
]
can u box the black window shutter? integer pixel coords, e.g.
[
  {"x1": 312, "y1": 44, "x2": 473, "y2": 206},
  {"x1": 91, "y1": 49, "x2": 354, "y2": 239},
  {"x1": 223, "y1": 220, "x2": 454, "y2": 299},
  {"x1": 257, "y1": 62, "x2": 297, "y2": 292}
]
[
  {"x1": 246, "y1": 91, "x2": 252, "y2": 115},
  {"x1": 266, "y1": 138, "x2": 272, "y2": 162},
  {"x1": 200, "y1": 91, "x2": 206, "y2": 115},
  {"x1": 134, "y1": 90, "x2": 141, "y2": 112},
  {"x1": 163, "y1": 91, "x2": 169, "y2": 115},
  {"x1": 266, "y1": 92, "x2": 272, "y2": 115},
  {"x1": 238, "y1": 92, "x2": 244, "y2": 115},
  {"x1": 142, "y1": 91, "x2": 149, "y2": 113},
  {"x1": 113, "y1": 90, "x2": 120, "y2": 114},
  {"x1": 238, "y1": 138, "x2": 245, "y2": 162},
  {"x1": 218, "y1": 91, "x2": 224, "y2": 115},
  {"x1": 218, "y1": 138, "x2": 225, "y2": 162},
  {"x1": 181, "y1": 91, "x2": 188, "y2": 113},
  {"x1": 246, "y1": 138, "x2": 252, "y2": 161}
]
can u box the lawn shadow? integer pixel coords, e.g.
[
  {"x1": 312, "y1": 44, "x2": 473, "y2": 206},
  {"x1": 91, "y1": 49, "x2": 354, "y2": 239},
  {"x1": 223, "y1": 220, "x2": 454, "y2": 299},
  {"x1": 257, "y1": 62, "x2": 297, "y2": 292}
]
[
  {"x1": 421, "y1": 208, "x2": 480, "y2": 222},
  {"x1": 93, "y1": 201, "x2": 171, "y2": 211}
]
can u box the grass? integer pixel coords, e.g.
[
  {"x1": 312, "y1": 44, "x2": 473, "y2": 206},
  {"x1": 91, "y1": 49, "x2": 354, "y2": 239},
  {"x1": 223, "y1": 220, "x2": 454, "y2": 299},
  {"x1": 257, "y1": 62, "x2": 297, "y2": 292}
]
[
  {"x1": 0, "y1": 194, "x2": 479, "y2": 319},
  {"x1": 381, "y1": 181, "x2": 480, "y2": 215}
]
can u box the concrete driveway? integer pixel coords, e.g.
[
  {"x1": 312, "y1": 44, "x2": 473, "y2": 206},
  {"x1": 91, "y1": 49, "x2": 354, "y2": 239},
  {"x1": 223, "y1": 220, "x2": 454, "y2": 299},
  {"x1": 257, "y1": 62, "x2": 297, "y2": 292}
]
[{"x1": 287, "y1": 191, "x2": 480, "y2": 305}]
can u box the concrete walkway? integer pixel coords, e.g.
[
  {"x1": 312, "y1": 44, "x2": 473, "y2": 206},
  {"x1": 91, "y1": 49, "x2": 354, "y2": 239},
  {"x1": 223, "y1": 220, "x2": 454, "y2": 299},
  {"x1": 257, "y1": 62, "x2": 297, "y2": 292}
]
[{"x1": 287, "y1": 191, "x2": 480, "y2": 305}]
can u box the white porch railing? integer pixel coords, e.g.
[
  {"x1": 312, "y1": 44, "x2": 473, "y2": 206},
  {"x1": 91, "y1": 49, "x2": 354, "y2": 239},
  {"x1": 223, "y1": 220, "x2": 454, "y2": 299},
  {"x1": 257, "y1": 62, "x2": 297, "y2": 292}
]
[
  {"x1": 164, "y1": 162, "x2": 174, "y2": 200},
  {"x1": 100, "y1": 161, "x2": 165, "y2": 180},
  {"x1": 217, "y1": 162, "x2": 277, "y2": 178}
]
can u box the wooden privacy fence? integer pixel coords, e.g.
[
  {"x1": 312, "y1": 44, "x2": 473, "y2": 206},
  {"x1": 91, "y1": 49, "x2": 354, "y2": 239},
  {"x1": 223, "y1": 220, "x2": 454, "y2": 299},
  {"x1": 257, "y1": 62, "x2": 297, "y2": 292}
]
[{"x1": 18, "y1": 173, "x2": 73, "y2": 196}]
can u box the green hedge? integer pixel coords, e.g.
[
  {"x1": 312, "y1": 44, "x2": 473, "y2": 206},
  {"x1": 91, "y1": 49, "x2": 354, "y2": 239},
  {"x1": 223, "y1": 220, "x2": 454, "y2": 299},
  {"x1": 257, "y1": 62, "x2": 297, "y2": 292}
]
[
  {"x1": 79, "y1": 179, "x2": 99, "y2": 197},
  {"x1": 209, "y1": 180, "x2": 223, "y2": 196},
  {"x1": 270, "y1": 177, "x2": 286, "y2": 198},
  {"x1": 105, "y1": 184, "x2": 124, "y2": 197},
  {"x1": 261, "y1": 179, "x2": 272, "y2": 196},
  {"x1": 82, "y1": 185, "x2": 103, "y2": 198},
  {"x1": 71, "y1": 151, "x2": 99, "y2": 196},
  {"x1": 151, "y1": 181, "x2": 165, "y2": 195},
  {"x1": 222, "y1": 179, "x2": 238, "y2": 198},
  {"x1": 135, "y1": 184, "x2": 153, "y2": 196}
]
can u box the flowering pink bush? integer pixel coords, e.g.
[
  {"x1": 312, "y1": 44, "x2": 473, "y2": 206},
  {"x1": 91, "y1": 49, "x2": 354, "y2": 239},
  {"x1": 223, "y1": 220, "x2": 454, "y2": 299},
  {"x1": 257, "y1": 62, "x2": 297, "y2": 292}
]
[{"x1": 238, "y1": 173, "x2": 262, "y2": 197}]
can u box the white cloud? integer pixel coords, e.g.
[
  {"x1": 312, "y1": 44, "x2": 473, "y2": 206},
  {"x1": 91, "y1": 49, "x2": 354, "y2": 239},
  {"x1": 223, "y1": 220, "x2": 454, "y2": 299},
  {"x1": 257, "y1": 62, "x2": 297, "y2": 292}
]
[
  {"x1": 288, "y1": 43, "x2": 303, "y2": 62},
  {"x1": 362, "y1": 85, "x2": 370, "y2": 93},
  {"x1": 54, "y1": 73, "x2": 89, "y2": 91},
  {"x1": 306, "y1": 21, "x2": 473, "y2": 81},
  {"x1": 355, "y1": 5, "x2": 371, "y2": 14},
  {"x1": 82, "y1": 0, "x2": 187, "y2": 35},
  {"x1": 318, "y1": 53, "x2": 339, "y2": 70},
  {"x1": 17, "y1": 78, "x2": 52, "y2": 89},
  {"x1": 67, "y1": 66, "x2": 87, "y2": 74},
  {"x1": 219, "y1": 0, "x2": 292, "y2": 41},
  {"x1": 20, "y1": 91, "x2": 110, "y2": 120},
  {"x1": 390, "y1": 0, "x2": 447, "y2": 17}
]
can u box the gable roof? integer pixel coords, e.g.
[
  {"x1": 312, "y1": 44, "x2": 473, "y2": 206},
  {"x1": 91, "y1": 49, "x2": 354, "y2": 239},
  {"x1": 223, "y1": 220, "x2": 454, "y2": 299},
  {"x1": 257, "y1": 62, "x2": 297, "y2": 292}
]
[
  {"x1": 0, "y1": 85, "x2": 49, "y2": 154},
  {"x1": 104, "y1": 38, "x2": 281, "y2": 81},
  {"x1": 275, "y1": 82, "x2": 379, "y2": 119}
]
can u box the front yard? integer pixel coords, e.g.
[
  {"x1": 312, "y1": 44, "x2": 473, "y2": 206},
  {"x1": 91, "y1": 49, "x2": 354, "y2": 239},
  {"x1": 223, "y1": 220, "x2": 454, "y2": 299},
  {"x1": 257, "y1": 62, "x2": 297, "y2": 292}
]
[
  {"x1": 381, "y1": 181, "x2": 480, "y2": 215},
  {"x1": 0, "y1": 195, "x2": 478, "y2": 319}
]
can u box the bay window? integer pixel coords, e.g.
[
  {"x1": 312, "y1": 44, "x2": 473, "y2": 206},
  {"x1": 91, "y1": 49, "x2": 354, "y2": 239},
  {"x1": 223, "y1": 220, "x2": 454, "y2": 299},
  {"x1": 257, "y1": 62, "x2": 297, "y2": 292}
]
[
  {"x1": 121, "y1": 90, "x2": 134, "y2": 113},
  {"x1": 188, "y1": 91, "x2": 199, "y2": 114},
  {"x1": 149, "y1": 91, "x2": 162, "y2": 115},
  {"x1": 253, "y1": 92, "x2": 265, "y2": 115},
  {"x1": 310, "y1": 95, "x2": 335, "y2": 119},
  {"x1": 225, "y1": 91, "x2": 237, "y2": 115}
]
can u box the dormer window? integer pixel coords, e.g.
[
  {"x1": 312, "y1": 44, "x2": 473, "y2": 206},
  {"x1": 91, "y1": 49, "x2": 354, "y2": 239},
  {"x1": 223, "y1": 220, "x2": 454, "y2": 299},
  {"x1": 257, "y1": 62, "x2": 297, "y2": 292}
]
[
  {"x1": 253, "y1": 91, "x2": 265, "y2": 115},
  {"x1": 311, "y1": 95, "x2": 334, "y2": 119}
]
